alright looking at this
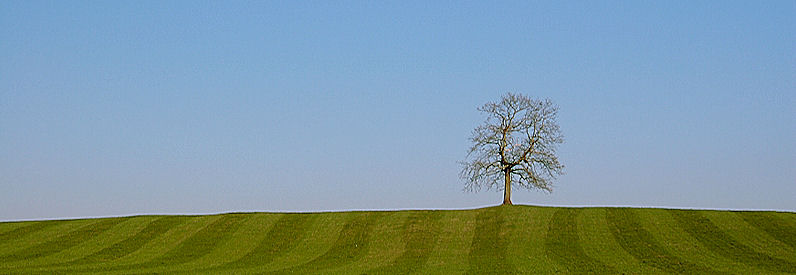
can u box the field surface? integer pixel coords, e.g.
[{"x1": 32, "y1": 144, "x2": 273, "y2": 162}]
[{"x1": 1, "y1": 205, "x2": 794, "y2": 274}]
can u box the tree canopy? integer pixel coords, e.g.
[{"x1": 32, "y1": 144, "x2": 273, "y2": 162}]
[{"x1": 460, "y1": 93, "x2": 564, "y2": 205}]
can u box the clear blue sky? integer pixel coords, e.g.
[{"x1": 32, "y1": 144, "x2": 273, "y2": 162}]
[{"x1": 1, "y1": 1, "x2": 794, "y2": 221}]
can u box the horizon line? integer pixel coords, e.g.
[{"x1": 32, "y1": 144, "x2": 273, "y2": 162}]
[{"x1": 3, "y1": 203, "x2": 794, "y2": 222}]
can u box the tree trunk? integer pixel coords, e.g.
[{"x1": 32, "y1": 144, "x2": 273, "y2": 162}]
[{"x1": 503, "y1": 169, "x2": 512, "y2": 205}]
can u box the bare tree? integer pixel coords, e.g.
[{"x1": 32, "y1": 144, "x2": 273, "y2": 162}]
[{"x1": 460, "y1": 93, "x2": 564, "y2": 205}]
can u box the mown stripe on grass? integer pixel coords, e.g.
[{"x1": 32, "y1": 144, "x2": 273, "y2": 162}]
[
  {"x1": 545, "y1": 208, "x2": 614, "y2": 273},
  {"x1": 467, "y1": 206, "x2": 513, "y2": 274},
  {"x1": 669, "y1": 209, "x2": 796, "y2": 273},
  {"x1": 503, "y1": 205, "x2": 559, "y2": 273},
  {"x1": 0, "y1": 221, "x2": 59, "y2": 243},
  {"x1": 368, "y1": 211, "x2": 443, "y2": 274},
  {"x1": 207, "y1": 213, "x2": 314, "y2": 271},
  {"x1": 144, "y1": 214, "x2": 248, "y2": 266},
  {"x1": 270, "y1": 212, "x2": 387, "y2": 274},
  {"x1": 606, "y1": 208, "x2": 717, "y2": 274},
  {"x1": 0, "y1": 220, "x2": 95, "y2": 260},
  {"x1": 418, "y1": 210, "x2": 477, "y2": 274},
  {"x1": 67, "y1": 216, "x2": 190, "y2": 265},
  {"x1": 73, "y1": 215, "x2": 248, "y2": 273},
  {"x1": 0, "y1": 218, "x2": 125, "y2": 263},
  {"x1": 738, "y1": 211, "x2": 796, "y2": 248}
]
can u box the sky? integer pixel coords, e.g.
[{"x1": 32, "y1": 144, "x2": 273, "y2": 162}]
[{"x1": 1, "y1": 1, "x2": 794, "y2": 221}]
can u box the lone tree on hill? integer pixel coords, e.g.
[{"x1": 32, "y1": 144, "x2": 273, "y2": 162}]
[{"x1": 460, "y1": 93, "x2": 564, "y2": 205}]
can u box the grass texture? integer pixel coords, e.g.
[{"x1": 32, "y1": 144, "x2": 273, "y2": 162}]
[{"x1": 1, "y1": 205, "x2": 794, "y2": 274}]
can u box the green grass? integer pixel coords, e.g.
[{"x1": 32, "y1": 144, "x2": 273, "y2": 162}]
[
  {"x1": 467, "y1": 206, "x2": 513, "y2": 274},
  {"x1": 1, "y1": 206, "x2": 794, "y2": 274},
  {"x1": 545, "y1": 208, "x2": 615, "y2": 273},
  {"x1": 605, "y1": 208, "x2": 717, "y2": 274}
]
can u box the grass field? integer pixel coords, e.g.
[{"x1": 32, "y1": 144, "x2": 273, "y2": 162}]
[{"x1": 1, "y1": 205, "x2": 794, "y2": 274}]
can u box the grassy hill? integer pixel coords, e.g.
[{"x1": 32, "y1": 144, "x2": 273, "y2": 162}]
[{"x1": 1, "y1": 205, "x2": 794, "y2": 274}]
